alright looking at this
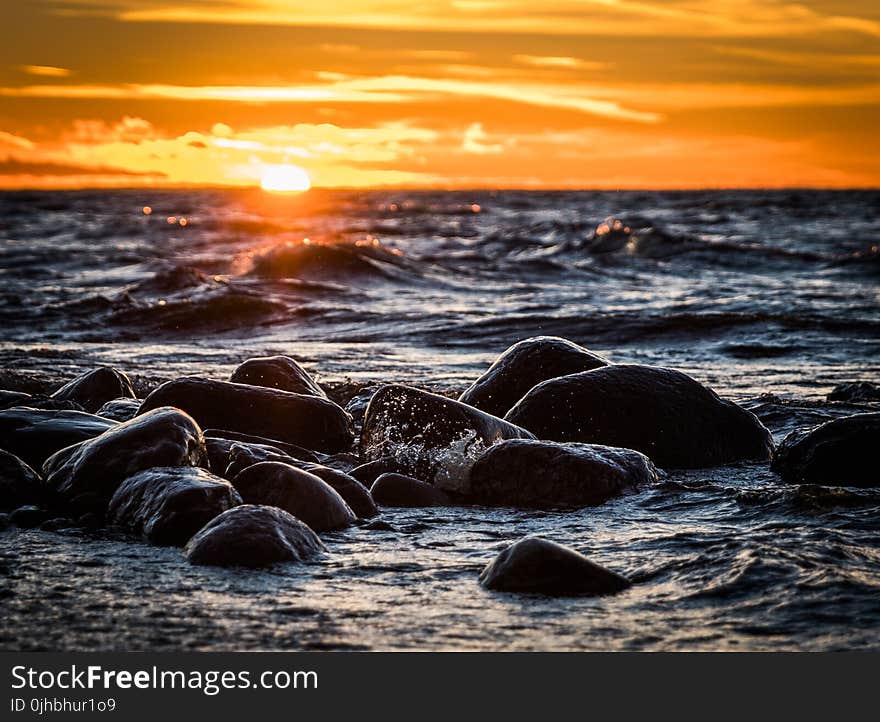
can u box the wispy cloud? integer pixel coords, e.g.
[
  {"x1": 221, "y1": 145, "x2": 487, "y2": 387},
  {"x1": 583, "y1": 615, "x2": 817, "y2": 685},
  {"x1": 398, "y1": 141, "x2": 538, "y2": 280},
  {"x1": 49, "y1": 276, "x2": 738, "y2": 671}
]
[{"x1": 21, "y1": 64, "x2": 72, "y2": 77}]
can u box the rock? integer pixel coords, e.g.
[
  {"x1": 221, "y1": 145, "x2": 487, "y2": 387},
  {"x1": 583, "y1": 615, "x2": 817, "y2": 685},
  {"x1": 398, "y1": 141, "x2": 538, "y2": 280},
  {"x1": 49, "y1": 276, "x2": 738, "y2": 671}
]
[
  {"x1": 772, "y1": 412, "x2": 880, "y2": 487},
  {"x1": 204, "y1": 429, "x2": 320, "y2": 464},
  {"x1": 827, "y1": 382, "x2": 880, "y2": 403},
  {"x1": 230, "y1": 355, "x2": 326, "y2": 398},
  {"x1": 287, "y1": 462, "x2": 378, "y2": 519},
  {"x1": 10, "y1": 505, "x2": 50, "y2": 529},
  {"x1": 360, "y1": 385, "x2": 534, "y2": 481},
  {"x1": 466, "y1": 439, "x2": 657, "y2": 507},
  {"x1": 344, "y1": 385, "x2": 382, "y2": 431},
  {"x1": 0, "y1": 390, "x2": 31, "y2": 410},
  {"x1": 108, "y1": 466, "x2": 241, "y2": 545},
  {"x1": 349, "y1": 457, "x2": 409, "y2": 487},
  {"x1": 138, "y1": 378, "x2": 353, "y2": 453},
  {"x1": 185, "y1": 504, "x2": 326, "y2": 567},
  {"x1": 50, "y1": 367, "x2": 136, "y2": 413},
  {"x1": 0, "y1": 449, "x2": 44, "y2": 510},
  {"x1": 232, "y1": 461, "x2": 356, "y2": 532},
  {"x1": 0, "y1": 513, "x2": 10, "y2": 531},
  {"x1": 44, "y1": 407, "x2": 206, "y2": 513},
  {"x1": 505, "y1": 365, "x2": 773, "y2": 468},
  {"x1": 39, "y1": 517, "x2": 73, "y2": 532},
  {"x1": 479, "y1": 537, "x2": 631, "y2": 596},
  {"x1": 223, "y1": 442, "x2": 297, "y2": 479},
  {"x1": 370, "y1": 473, "x2": 451, "y2": 508},
  {"x1": 0, "y1": 407, "x2": 117, "y2": 469},
  {"x1": 460, "y1": 336, "x2": 608, "y2": 418},
  {"x1": 96, "y1": 398, "x2": 141, "y2": 422}
]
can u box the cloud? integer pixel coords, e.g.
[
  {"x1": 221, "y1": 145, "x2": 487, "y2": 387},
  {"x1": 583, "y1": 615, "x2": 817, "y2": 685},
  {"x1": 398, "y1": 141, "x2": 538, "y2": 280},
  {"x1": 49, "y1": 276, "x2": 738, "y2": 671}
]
[
  {"x1": 0, "y1": 131, "x2": 35, "y2": 151},
  {"x1": 21, "y1": 64, "x2": 72, "y2": 77},
  {"x1": 513, "y1": 55, "x2": 608, "y2": 71},
  {"x1": 461, "y1": 123, "x2": 503, "y2": 154},
  {"x1": 0, "y1": 158, "x2": 164, "y2": 177}
]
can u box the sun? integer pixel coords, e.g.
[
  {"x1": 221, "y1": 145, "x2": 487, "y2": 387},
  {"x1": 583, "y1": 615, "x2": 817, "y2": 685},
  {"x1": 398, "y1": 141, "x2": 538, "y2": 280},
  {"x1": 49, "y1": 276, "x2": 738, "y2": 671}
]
[{"x1": 260, "y1": 164, "x2": 311, "y2": 193}]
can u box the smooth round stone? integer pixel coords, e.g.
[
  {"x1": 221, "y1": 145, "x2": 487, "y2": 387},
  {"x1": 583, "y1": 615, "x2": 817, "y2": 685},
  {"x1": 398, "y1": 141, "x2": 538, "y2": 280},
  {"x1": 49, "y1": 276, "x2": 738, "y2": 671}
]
[
  {"x1": 230, "y1": 355, "x2": 326, "y2": 398},
  {"x1": 0, "y1": 449, "x2": 44, "y2": 511},
  {"x1": 370, "y1": 473, "x2": 451, "y2": 508},
  {"x1": 50, "y1": 367, "x2": 136, "y2": 413}
]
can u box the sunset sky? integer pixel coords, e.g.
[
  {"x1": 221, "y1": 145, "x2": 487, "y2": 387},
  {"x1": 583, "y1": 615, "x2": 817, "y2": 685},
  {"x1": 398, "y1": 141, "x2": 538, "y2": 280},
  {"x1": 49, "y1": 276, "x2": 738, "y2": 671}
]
[{"x1": 1, "y1": 1, "x2": 878, "y2": 189}]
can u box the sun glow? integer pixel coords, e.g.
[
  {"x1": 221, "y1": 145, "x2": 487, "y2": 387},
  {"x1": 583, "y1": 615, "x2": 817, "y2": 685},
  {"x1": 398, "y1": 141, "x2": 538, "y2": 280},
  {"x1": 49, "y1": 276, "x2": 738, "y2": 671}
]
[{"x1": 260, "y1": 164, "x2": 311, "y2": 192}]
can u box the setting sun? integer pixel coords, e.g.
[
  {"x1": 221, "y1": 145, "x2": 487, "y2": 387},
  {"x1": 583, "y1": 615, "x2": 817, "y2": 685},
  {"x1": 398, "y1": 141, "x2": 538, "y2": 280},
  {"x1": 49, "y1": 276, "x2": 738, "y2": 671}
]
[{"x1": 260, "y1": 164, "x2": 311, "y2": 193}]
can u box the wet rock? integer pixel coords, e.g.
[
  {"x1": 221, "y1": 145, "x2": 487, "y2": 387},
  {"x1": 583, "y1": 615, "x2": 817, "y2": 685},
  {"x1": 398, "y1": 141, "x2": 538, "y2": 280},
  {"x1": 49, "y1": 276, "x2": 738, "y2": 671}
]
[
  {"x1": 44, "y1": 407, "x2": 206, "y2": 513},
  {"x1": 0, "y1": 513, "x2": 10, "y2": 531},
  {"x1": 108, "y1": 466, "x2": 241, "y2": 546},
  {"x1": 0, "y1": 407, "x2": 117, "y2": 469},
  {"x1": 287, "y1": 462, "x2": 378, "y2": 519},
  {"x1": 138, "y1": 378, "x2": 353, "y2": 453},
  {"x1": 230, "y1": 355, "x2": 326, "y2": 398},
  {"x1": 0, "y1": 390, "x2": 31, "y2": 410},
  {"x1": 0, "y1": 449, "x2": 44, "y2": 510},
  {"x1": 39, "y1": 517, "x2": 73, "y2": 532},
  {"x1": 344, "y1": 385, "x2": 382, "y2": 431},
  {"x1": 204, "y1": 429, "x2": 320, "y2": 464},
  {"x1": 223, "y1": 442, "x2": 296, "y2": 478},
  {"x1": 185, "y1": 504, "x2": 326, "y2": 568},
  {"x1": 466, "y1": 439, "x2": 657, "y2": 507},
  {"x1": 827, "y1": 382, "x2": 880, "y2": 403},
  {"x1": 232, "y1": 461, "x2": 356, "y2": 532},
  {"x1": 50, "y1": 367, "x2": 136, "y2": 413},
  {"x1": 363, "y1": 519, "x2": 395, "y2": 531},
  {"x1": 479, "y1": 537, "x2": 631, "y2": 596},
  {"x1": 371, "y1": 473, "x2": 451, "y2": 508},
  {"x1": 96, "y1": 398, "x2": 141, "y2": 422},
  {"x1": 460, "y1": 336, "x2": 608, "y2": 418},
  {"x1": 772, "y1": 412, "x2": 880, "y2": 487},
  {"x1": 349, "y1": 457, "x2": 409, "y2": 487},
  {"x1": 506, "y1": 365, "x2": 773, "y2": 468},
  {"x1": 360, "y1": 385, "x2": 534, "y2": 481},
  {"x1": 10, "y1": 505, "x2": 50, "y2": 529}
]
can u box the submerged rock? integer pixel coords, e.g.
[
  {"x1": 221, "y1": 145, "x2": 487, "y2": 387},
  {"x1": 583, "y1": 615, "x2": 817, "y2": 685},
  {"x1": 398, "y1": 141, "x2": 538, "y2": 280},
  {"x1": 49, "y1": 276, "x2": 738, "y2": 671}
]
[
  {"x1": 467, "y1": 439, "x2": 656, "y2": 507},
  {"x1": 44, "y1": 407, "x2": 206, "y2": 513},
  {"x1": 96, "y1": 398, "x2": 142, "y2": 422},
  {"x1": 460, "y1": 336, "x2": 608, "y2": 418},
  {"x1": 108, "y1": 466, "x2": 241, "y2": 546},
  {"x1": 10, "y1": 505, "x2": 50, "y2": 529},
  {"x1": 370, "y1": 473, "x2": 451, "y2": 508},
  {"x1": 360, "y1": 385, "x2": 534, "y2": 481},
  {"x1": 232, "y1": 461, "x2": 356, "y2": 532},
  {"x1": 0, "y1": 407, "x2": 117, "y2": 469},
  {"x1": 185, "y1": 504, "x2": 326, "y2": 568},
  {"x1": 230, "y1": 355, "x2": 326, "y2": 398},
  {"x1": 505, "y1": 364, "x2": 773, "y2": 468},
  {"x1": 50, "y1": 367, "x2": 136, "y2": 413},
  {"x1": 0, "y1": 449, "x2": 44, "y2": 510},
  {"x1": 479, "y1": 537, "x2": 631, "y2": 596},
  {"x1": 772, "y1": 412, "x2": 880, "y2": 487},
  {"x1": 138, "y1": 378, "x2": 353, "y2": 453},
  {"x1": 827, "y1": 382, "x2": 880, "y2": 403}
]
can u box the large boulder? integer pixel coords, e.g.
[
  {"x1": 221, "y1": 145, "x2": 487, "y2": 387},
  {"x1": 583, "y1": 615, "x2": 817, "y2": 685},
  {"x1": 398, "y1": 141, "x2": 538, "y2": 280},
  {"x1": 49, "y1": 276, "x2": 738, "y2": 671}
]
[
  {"x1": 505, "y1": 365, "x2": 773, "y2": 468},
  {"x1": 0, "y1": 449, "x2": 44, "y2": 510},
  {"x1": 371, "y1": 473, "x2": 451, "y2": 508},
  {"x1": 479, "y1": 537, "x2": 631, "y2": 596},
  {"x1": 138, "y1": 378, "x2": 353, "y2": 453},
  {"x1": 50, "y1": 367, "x2": 136, "y2": 413},
  {"x1": 108, "y1": 466, "x2": 241, "y2": 545},
  {"x1": 772, "y1": 412, "x2": 880, "y2": 487},
  {"x1": 96, "y1": 398, "x2": 141, "y2": 422},
  {"x1": 44, "y1": 407, "x2": 206, "y2": 513},
  {"x1": 466, "y1": 439, "x2": 656, "y2": 507},
  {"x1": 360, "y1": 385, "x2": 534, "y2": 482},
  {"x1": 0, "y1": 407, "x2": 117, "y2": 469},
  {"x1": 460, "y1": 337, "x2": 608, "y2": 418},
  {"x1": 230, "y1": 355, "x2": 326, "y2": 398},
  {"x1": 232, "y1": 461, "x2": 356, "y2": 532},
  {"x1": 185, "y1": 505, "x2": 326, "y2": 568}
]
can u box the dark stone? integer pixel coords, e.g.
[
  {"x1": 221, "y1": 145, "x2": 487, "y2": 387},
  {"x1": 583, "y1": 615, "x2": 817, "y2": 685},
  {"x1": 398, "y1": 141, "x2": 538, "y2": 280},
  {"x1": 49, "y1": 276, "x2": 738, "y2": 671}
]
[
  {"x1": 370, "y1": 473, "x2": 451, "y2": 508},
  {"x1": 0, "y1": 390, "x2": 31, "y2": 410},
  {"x1": 479, "y1": 537, "x2": 631, "y2": 596},
  {"x1": 0, "y1": 449, "x2": 44, "y2": 510},
  {"x1": 230, "y1": 355, "x2": 326, "y2": 398},
  {"x1": 50, "y1": 367, "x2": 136, "y2": 413},
  {"x1": 827, "y1": 382, "x2": 880, "y2": 403},
  {"x1": 286, "y1": 462, "x2": 379, "y2": 519},
  {"x1": 349, "y1": 457, "x2": 409, "y2": 487},
  {"x1": 505, "y1": 364, "x2": 774, "y2": 469},
  {"x1": 39, "y1": 517, "x2": 73, "y2": 532},
  {"x1": 0, "y1": 407, "x2": 117, "y2": 470},
  {"x1": 10, "y1": 505, "x2": 50, "y2": 529},
  {"x1": 204, "y1": 429, "x2": 320, "y2": 463},
  {"x1": 138, "y1": 378, "x2": 353, "y2": 453},
  {"x1": 185, "y1": 504, "x2": 326, "y2": 568},
  {"x1": 360, "y1": 385, "x2": 534, "y2": 481},
  {"x1": 232, "y1": 461, "x2": 356, "y2": 532},
  {"x1": 108, "y1": 466, "x2": 241, "y2": 545},
  {"x1": 0, "y1": 513, "x2": 10, "y2": 531},
  {"x1": 76, "y1": 512, "x2": 103, "y2": 530},
  {"x1": 96, "y1": 398, "x2": 142, "y2": 422},
  {"x1": 363, "y1": 519, "x2": 395, "y2": 531},
  {"x1": 344, "y1": 385, "x2": 382, "y2": 430},
  {"x1": 460, "y1": 336, "x2": 608, "y2": 418},
  {"x1": 44, "y1": 407, "x2": 206, "y2": 513},
  {"x1": 772, "y1": 412, "x2": 880, "y2": 487},
  {"x1": 465, "y1": 439, "x2": 657, "y2": 507},
  {"x1": 223, "y1": 442, "x2": 295, "y2": 479}
]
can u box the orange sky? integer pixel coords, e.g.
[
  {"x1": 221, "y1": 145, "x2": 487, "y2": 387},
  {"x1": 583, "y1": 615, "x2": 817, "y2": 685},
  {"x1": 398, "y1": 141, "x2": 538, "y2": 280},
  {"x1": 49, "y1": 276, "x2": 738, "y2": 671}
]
[{"x1": 0, "y1": 0, "x2": 878, "y2": 189}]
